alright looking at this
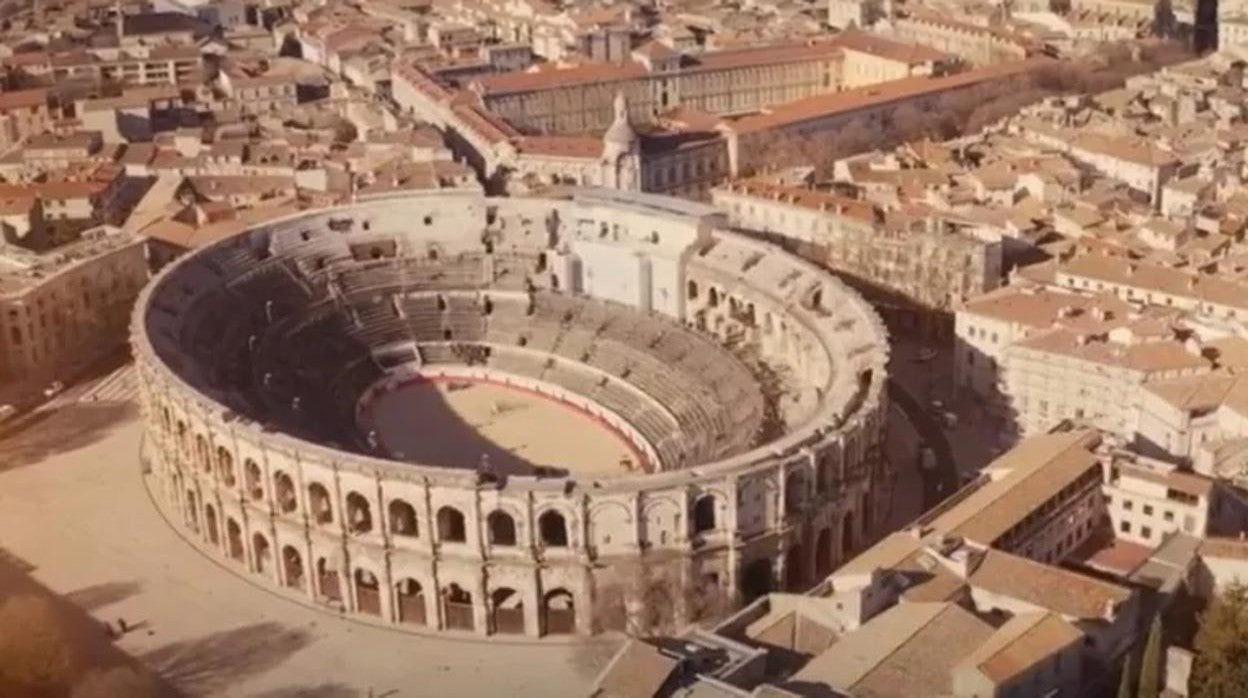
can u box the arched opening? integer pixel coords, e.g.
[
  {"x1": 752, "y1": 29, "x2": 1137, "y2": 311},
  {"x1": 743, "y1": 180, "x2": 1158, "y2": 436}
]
[
  {"x1": 217, "y1": 446, "x2": 235, "y2": 486},
  {"x1": 245, "y1": 459, "x2": 263, "y2": 500},
  {"x1": 784, "y1": 472, "x2": 804, "y2": 514},
  {"x1": 388, "y1": 499, "x2": 418, "y2": 537},
  {"x1": 740, "y1": 558, "x2": 773, "y2": 602},
  {"x1": 205, "y1": 503, "x2": 219, "y2": 545},
  {"x1": 275, "y1": 472, "x2": 296, "y2": 513},
  {"x1": 253, "y1": 533, "x2": 272, "y2": 574},
  {"x1": 815, "y1": 528, "x2": 832, "y2": 577},
  {"x1": 185, "y1": 489, "x2": 199, "y2": 531},
  {"x1": 687, "y1": 279, "x2": 699, "y2": 299},
  {"x1": 785, "y1": 544, "x2": 805, "y2": 591},
  {"x1": 538, "y1": 510, "x2": 568, "y2": 547},
  {"x1": 396, "y1": 578, "x2": 426, "y2": 624},
  {"x1": 282, "y1": 545, "x2": 303, "y2": 589},
  {"x1": 437, "y1": 506, "x2": 466, "y2": 542},
  {"x1": 355, "y1": 569, "x2": 381, "y2": 616},
  {"x1": 491, "y1": 587, "x2": 524, "y2": 634},
  {"x1": 487, "y1": 510, "x2": 516, "y2": 546},
  {"x1": 226, "y1": 518, "x2": 245, "y2": 562},
  {"x1": 543, "y1": 588, "x2": 575, "y2": 635},
  {"x1": 691, "y1": 495, "x2": 716, "y2": 534},
  {"x1": 176, "y1": 421, "x2": 188, "y2": 453},
  {"x1": 308, "y1": 483, "x2": 332, "y2": 524},
  {"x1": 842, "y1": 512, "x2": 855, "y2": 559},
  {"x1": 861, "y1": 491, "x2": 872, "y2": 535},
  {"x1": 317, "y1": 557, "x2": 341, "y2": 601},
  {"x1": 195, "y1": 434, "x2": 211, "y2": 472},
  {"x1": 442, "y1": 583, "x2": 474, "y2": 631},
  {"x1": 346, "y1": 492, "x2": 372, "y2": 534},
  {"x1": 708, "y1": 287, "x2": 719, "y2": 308}
]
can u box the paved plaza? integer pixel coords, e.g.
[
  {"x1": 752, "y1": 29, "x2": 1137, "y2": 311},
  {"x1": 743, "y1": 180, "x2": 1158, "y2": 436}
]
[{"x1": 0, "y1": 388, "x2": 606, "y2": 697}]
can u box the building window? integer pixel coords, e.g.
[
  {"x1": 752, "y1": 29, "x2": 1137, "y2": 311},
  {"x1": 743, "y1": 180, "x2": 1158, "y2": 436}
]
[
  {"x1": 1123, "y1": 499, "x2": 1133, "y2": 511},
  {"x1": 1120, "y1": 521, "x2": 1131, "y2": 533},
  {"x1": 1164, "y1": 510, "x2": 1174, "y2": 522},
  {"x1": 1143, "y1": 504, "x2": 1154, "y2": 516},
  {"x1": 1141, "y1": 526, "x2": 1153, "y2": 540}
]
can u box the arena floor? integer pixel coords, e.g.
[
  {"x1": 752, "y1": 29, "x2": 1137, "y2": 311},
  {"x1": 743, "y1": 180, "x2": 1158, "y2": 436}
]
[{"x1": 364, "y1": 377, "x2": 641, "y2": 476}]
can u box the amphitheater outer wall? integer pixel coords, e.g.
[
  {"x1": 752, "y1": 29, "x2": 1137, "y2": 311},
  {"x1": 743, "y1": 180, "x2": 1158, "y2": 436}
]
[{"x1": 134, "y1": 189, "x2": 890, "y2": 638}]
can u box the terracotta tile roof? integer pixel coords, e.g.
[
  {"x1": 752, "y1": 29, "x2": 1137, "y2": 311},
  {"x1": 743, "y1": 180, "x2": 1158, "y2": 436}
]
[
  {"x1": 0, "y1": 88, "x2": 48, "y2": 112},
  {"x1": 1199, "y1": 537, "x2": 1248, "y2": 561},
  {"x1": 929, "y1": 430, "x2": 1103, "y2": 546},
  {"x1": 717, "y1": 178, "x2": 879, "y2": 223},
  {"x1": 514, "y1": 135, "x2": 603, "y2": 158},
  {"x1": 969, "y1": 549, "x2": 1133, "y2": 619},
  {"x1": 957, "y1": 612, "x2": 1082, "y2": 684},
  {"x1": 594, "y1": 640, "x2": 680, "y2": 698},
  {"x1": 472, "y1": 61, "x2": 646, "y2": 95},
  {"x1": 831, "y1": 29, "x2": 952, "y2": 65},
  {"x1": 730, "y1": 59, "x2": 1050, "y2": 134}
]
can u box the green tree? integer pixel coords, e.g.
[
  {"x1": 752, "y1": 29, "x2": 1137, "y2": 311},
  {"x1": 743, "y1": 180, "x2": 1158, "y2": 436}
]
[
  {"x1": 1118, "y1": 652, "x2": 1136, "y2": 698},
  {"x1": 1192, "y1": 582, "x2": 1248, "y2": 698},
  {"x1": 1139, "y1": 614, "x2": 1164, "y2": 698}
]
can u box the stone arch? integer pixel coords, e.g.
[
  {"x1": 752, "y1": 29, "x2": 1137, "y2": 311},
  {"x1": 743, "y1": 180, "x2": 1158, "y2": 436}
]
[
  {"x1": 355, "y1": 568, "x2": 381, "y2": 615},
  {"x1": 281, "y1": 545, "x2": 304, "y2": 590},
  {"x1": 185, "y1": 488, "x2": 200, "y2": 530},
  {"x1": 226, "y1": 518, "x2": 244, "y2": 562},
  {"x1": 785, "y1": 544, "x2": 805, "y2": 591},
  {"x1": 588, "y1": 501, "x2": 632, "y2": 548},
  {"x1": 437, "y1": 506, "x2": 467, "y2": 542},
  {"x1": 195, "y1": 434, "x2": 211, "y2": 471},
  {"x1": 253, "y1": 533, "x2": 272, "y2": 574},
  {"x1": 316, "y1": 556, "x2": 341, "y2": 601},
  {"x1": 216, "y1": 446, "x2": 235, "y2": 486},
  {"x1": 175, "y1": 420, "x2": 188, "y2": 453},
  {"x1": 490, "y1": 587, "x2": 525, "y2": 634},
  {"x1": 538, "y1": 509, "x2": 568, "y2": 547},
  {"x1": 687, "y1": 279, "x2": 699, "y2": 299},
  {"x1": 274, "y1": 471, "x2": 296, "y2": 513},
  {"x1": 395, "y1": 577, "x2": 426, "y2": 625},
  {"x1": 542, "y1": 588, "x2": 575, "y2": 635},
  {"x1": 487, "y1": 510, "x2": 517, "y2": 547},
  {"x1": 691, "y1": 494, "x2": 717, "y2": 535},
  {"x1": 785, "y1": 470, "x2": 805, "y2": 513},
  {"x1": 441, "y1": 582, "x2": 474, "y2": 631},
  {"x1": 388, "y1": 499, "x2": 418, "y2": 537},
  {"x1": 244, "y1": 459, "x2": 263, "y2": 500},
  {"x1": 842, "y1": 511, "x2": 855, "y2": 558},
  {"x1": 740, "y1": 558, "x2": 773, "y2": 602},
  {"x1": 346, "y1": 491, "x2": 373, "y2": 534},
  {"x1": 204, "y1": 503, "x2": 219, "y2": 545},
  {"x1": 815, "y1": 527, "x2": 832, "y2": 578},
  {"x1": 308, "y1": 482, "x2": 333, "y2": 524},
  {"x1": 642, "y1": 498, "x2": 680, "y2": 547}
]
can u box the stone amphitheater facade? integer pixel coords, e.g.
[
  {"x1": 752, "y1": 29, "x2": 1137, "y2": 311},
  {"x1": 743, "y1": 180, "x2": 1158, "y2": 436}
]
[{"x1": 133, "y1": 188, "x2": 890, "y2": 638}]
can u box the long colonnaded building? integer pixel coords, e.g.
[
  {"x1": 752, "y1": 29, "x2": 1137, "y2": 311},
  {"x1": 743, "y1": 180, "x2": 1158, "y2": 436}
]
[{"x1": 132, "y1": 188, "x2": 890, "y2": 638}]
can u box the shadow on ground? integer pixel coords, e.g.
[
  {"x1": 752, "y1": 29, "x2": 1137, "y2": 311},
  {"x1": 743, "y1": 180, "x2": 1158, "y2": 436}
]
[
  {"x1": 65, "y1": 580, "x2": 143, "y2": 613},
  {"x1": 0, "y1": 402, "x2": 135, "y2": 472},
  {"x1": 250, "y1": 683, "x2": 359, "y2": 698},
  {"x1": 141, "y1": 621, "x2": 314, "y2": 696}
]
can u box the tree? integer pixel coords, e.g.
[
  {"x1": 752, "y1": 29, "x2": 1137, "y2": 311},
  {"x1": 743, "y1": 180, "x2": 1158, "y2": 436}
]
[
  {"x1": 72, "y1": 666, "x2": 158, "y2": 698},
  {"x1": 1192, "y1": 582, "x2": 1248, "y2": 698},
  {"x1": 1139, "y1": 614, "x2": 1164, "y2": 698},
  {"x1": 0, "y1": 594, "x2": 77, "y2": 696},
  {"x1": 1118, "y1": 652, "x2": 1136, "y2": 698}
]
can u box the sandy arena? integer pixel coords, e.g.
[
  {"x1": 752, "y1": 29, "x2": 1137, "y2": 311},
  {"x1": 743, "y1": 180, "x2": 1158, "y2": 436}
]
[{"x1": 364, "y1": 377, "x2": 640, "y2": 476}]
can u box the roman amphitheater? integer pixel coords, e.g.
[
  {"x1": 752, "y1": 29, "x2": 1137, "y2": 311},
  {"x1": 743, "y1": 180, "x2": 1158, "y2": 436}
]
[{"x1": 132, "y1": 188, "x2": 890, "y2": 639}]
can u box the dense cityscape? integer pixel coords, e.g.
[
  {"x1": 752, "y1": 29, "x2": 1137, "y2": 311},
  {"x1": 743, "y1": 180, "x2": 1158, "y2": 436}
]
[{"x1": 0, "y1": 0, "x2": 1246, "y2": 696}]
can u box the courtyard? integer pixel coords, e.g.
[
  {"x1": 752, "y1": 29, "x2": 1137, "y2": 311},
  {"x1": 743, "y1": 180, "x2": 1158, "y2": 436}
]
[{"x1": 0, "y1": 382, "x2": 605, "y2": 697}]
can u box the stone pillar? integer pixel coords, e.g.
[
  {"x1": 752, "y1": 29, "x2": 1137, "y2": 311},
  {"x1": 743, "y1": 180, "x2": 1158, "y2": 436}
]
[
  {"x1": 472, "y1": 571, "x2": 489, "y2": 635},
  {"x1": 524, "y1": 571, "x2": 542, "y2": 638}
]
